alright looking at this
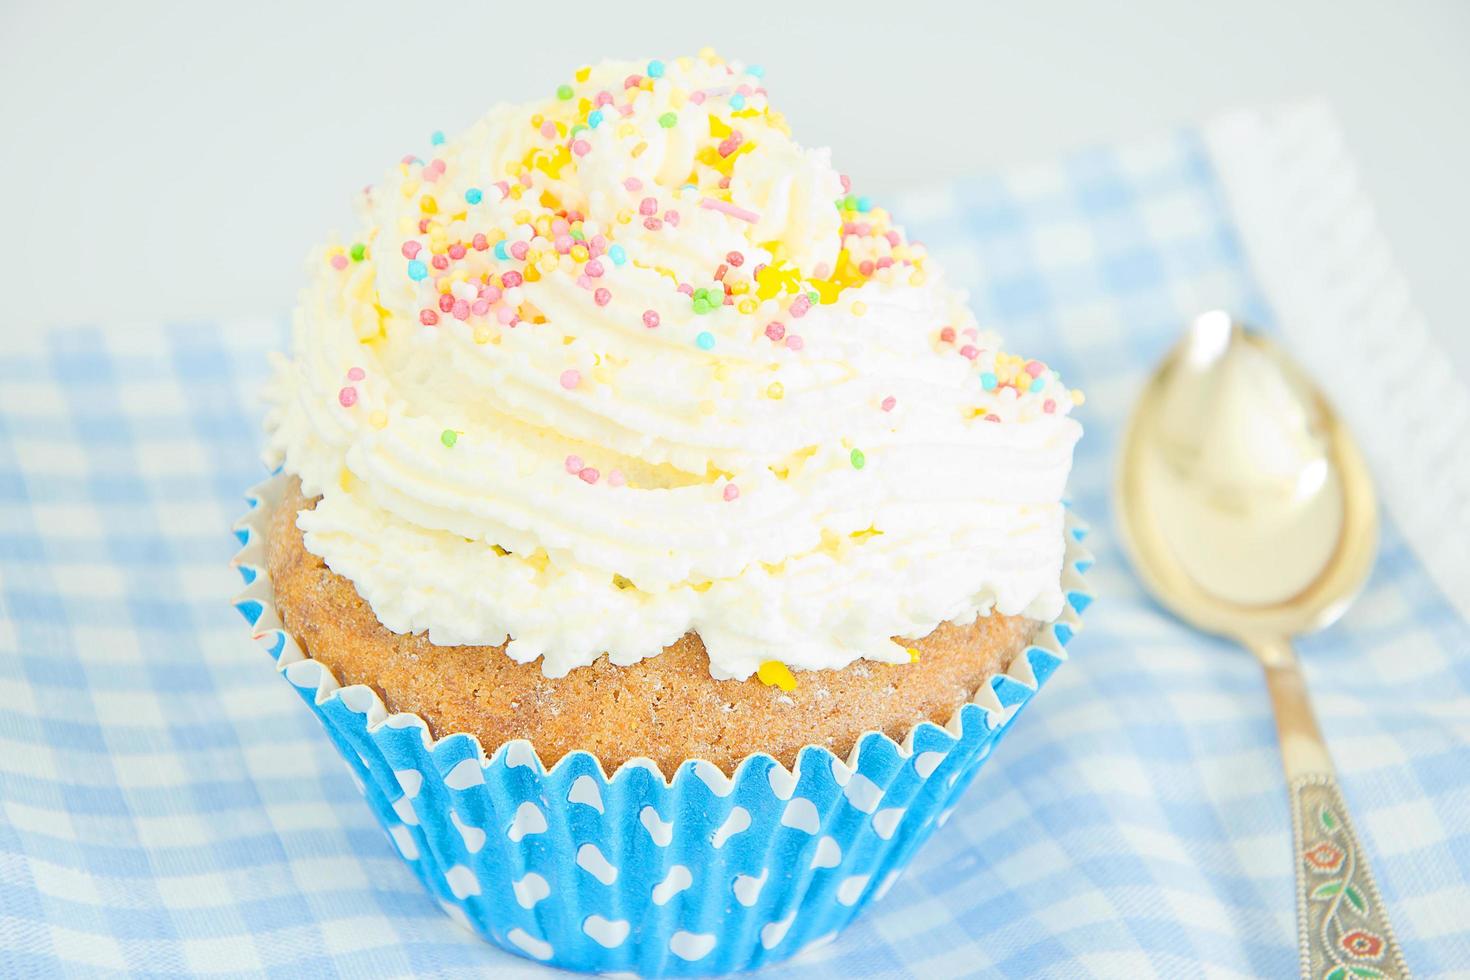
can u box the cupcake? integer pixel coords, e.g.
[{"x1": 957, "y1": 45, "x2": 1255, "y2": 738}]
[{"x1": 236, "y1": 52, "x2": 1088, "y2": 976}]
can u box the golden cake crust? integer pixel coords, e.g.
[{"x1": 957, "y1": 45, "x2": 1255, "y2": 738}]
[{"x1": 266, "y1": 477, "x2": 1035, "y2": 774}]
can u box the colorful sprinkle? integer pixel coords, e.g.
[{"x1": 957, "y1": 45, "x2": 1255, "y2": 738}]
[
  {"x1": 723, "y1": 483, "x2": 740, "y2": 502},
  {"x1": 464, "y1": 188, "x2": 483, "y2": 205},
  {"x1": 338, "y1": 386, "x2": 357, "y2": 407},
  {"x1": 609, "y1": 244, "x2": 627, "y2": 265},
  {"x1": 764, "y1": 321, "x2": 786, "y2": 342},
  {"x1": 560, "y1": 369, "x2": 581, "y2": 390},
  {"x1": 647, "y1": 59, "x2": 665, "y2": 78},
  {"x1": 757, "y1": 660, "x2": 796, "y2": 691},
  {"x1": 556, "y1": 84, "x2": 574, "y2": 100},
  {"x1": 330, "y1": 254, "x2": 349, "y2": 270},
  {"x1": 430, "y1": 130, "x2": 445, "y2": 145},
  {"x1": 347, "y1": 367, "x2": 365, "y2": 381},
  {"x1": 594, "y1": 287, "x2": 612, "y2": 306},
  {"x1": 695, "y1": 331, "x2": 715, "y2": 350},
  {"x1": 349, "y1": 243, "x2": 366, "y2": 262},
  {"x1": 729, "y1": 93, "x2": 746, "y2": 110},
  {"x1": 440, "y1": 429, "x2": 458, "y2": 448},
  {"x1": 658, "y1": 112, "x2": 678, "y2": 128},
  {"x1": 850, "y1": 448, "x2": 866, "y2": 469},
  {"x1": 608, "y1": 469, "x2": 626, "y2": 487},
  {"x1": 565, "y1": 454, "x2": 584, "y2": 474},
  {"x1": 406, "y1": 259, "x2": 427, "y2": 281},
  {"x1": 578, "y1": 467, "x2": 599, "y2": 484},
  {"x1": 881, "y1": 396, "x2": 896, "y2": 412}
]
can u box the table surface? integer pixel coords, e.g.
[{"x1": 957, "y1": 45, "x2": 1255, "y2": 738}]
[{"x1": 2, "y1": 0, "x2": 1467, "y2": 371}]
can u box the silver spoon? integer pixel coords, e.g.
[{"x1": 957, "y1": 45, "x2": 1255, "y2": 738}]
[{"x1": 1115, "y1": 311, "x2": 1409, "y2": 979}]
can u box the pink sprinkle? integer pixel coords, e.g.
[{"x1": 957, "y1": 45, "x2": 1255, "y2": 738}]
[
  {"x1": 885, "y1": 230, "x2": 901, "y2": 247},
  {"x1": 723, "y1": 484, "x2": 740, "y2": 501},
  {"x1": 939, "y1": 327, "x2": 956, "y2": 343},
  {"x1": 881, "y1": 396, "x2": 896, "y2": 412},
  {"x1": 452, "y1": 299, "x2": 470, "y2": 320},
  {"x1": 643, "y1": 217, "x2": 663, "y2": 231},
  {"x1": 876, "y1": 257, "x2": 894, "y2": 270},
  {"x1": 555, "y1": 234, "x2": 573, "y2": 253},
  {"x1": 639, "y1": 197, "x2": 658, "y2": 216},
  {"x1": 677, "y1": 283, "x2": 694, "y2": 296},
  {"x1": 471, "y1": 299, "x2": 490, "y2": 316},
  {"x1": 840, "y1": 174, "x2": 852, "y2": 194},
  {"x1": 518, "y1": 173, "x2": 533, "y2": 187},
  {"x1": 1043, "y1": 399, "x2": 1057, "y2": 413},
  {"x1": 551, "y1": 218, "x2": 569, "y2": 235},
  {"x1": 584, "y1": 259, "x2": 604, "y2": 278},
  {"x1": 579, "y1": 467, "x2": 600, "y2": 484},
  {"x1": 564, "y1": 454, "x2": 583, "y2": 474},
  {"x1": 448, "y1": 243, "x2": 466, "y2": 260},
  {"x1": 501, "y1": 271, "x2": 524, "y2": 288},
  {"x1": 337, "y1": 386, "x2": 357, "y2": 407},
  {"x1": 699, "y1": 197, "x2": 759, "y2": 223},
  {"x1": 510, "y1": 241, "x2": 529, "y2": 260},
  {"x1": 401, "y1": 241, "x2": 421, "y2": 259},
  {"x1": 431, "y1": 254, "x2": 449, "y2": 270},
  {"x1": 689, "y1": 90, "x2": 707, "y2": 104},
  {"x1": 420, "y1": 309, "x2": 439, "y2": 326},
  {"x1": 496, "y1": 306, "x2": 516, "y2": 325},
  {"x1": 960, "y1": 345, "x2": 979, "y2": 360},
  {"x1": 985, "y1": 413, "x2": 1001, "y2": 423},
  {"x1": 347, "y1": 367, "x2": 366, "y2": 381},
  {"x1": 789, "y1": 296, "x2": 811, "y2": 318},
  {"x1": 560, "y1": 369, "x2": 581, "y2": 390},
  {"x1": 663, "y1": 210, "x2": 679, "y2": 226},
  {"x1": 786, "y1": 335, "x2": 804, "y2": 351},
  {"x1": 330, "y1": 254, "x2": 349, "y2": 270},
  {"x1": 1025, "y1": 360, "x2": 1045, "y2": 378},
  {"x1": 624, "y1": 74, "x2": 642, "y2": 89},
  {"x1": 623, "y1": 177, "x2": 643, "y2": 192},
  {"x1": 595, "y1": 91, "x2": 614, "y2": 107},
  {"x1": 480, "y1": 285, "x2": 502, "y2": 304},
  {"x1": 540, "y1": 121, "x2": 557, "y2": 139},
  {"x1": 576, "y1": 274, "x2": 593, "y2": 290},
  {"x1": 643, "y1": 310, "x2": 660, "y2": 328},
  {"x1": 594, "y1": 287, "x2": 612, "y2": 306},
  {"x1": 438, "y1": 293, "x2": 455, "y2": 313},
  {"x1": 571, "y1": 139, "x2": 590, "y2": 156},
  {"x1": 764, "y1": 321, "x2": 786, "y2": 342},
  {"x1": 859, "y1": 260, "x2": 875, "y2": 276},
  {"x1": 472, "y1": 233, "x2": 489, "y2": 251},
  {"x1": 726, "y1": 251, "x2": 745, "y2": 267},
  {"x1": 607, "y1": 469, "x2": 626, "y2": 487}
]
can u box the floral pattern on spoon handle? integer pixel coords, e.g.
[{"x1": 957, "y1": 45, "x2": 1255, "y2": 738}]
[{"x1": 1293, "y1": 774, "x2": 1410, "y2": 980}]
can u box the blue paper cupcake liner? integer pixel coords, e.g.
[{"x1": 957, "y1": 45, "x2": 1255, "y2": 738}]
[{"x1": 231, "y1": 474, "x2": 1092, "y2": 976}]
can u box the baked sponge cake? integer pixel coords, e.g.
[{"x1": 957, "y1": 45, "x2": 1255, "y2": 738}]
[{"x1": 262, "y1": 52, "x2": 1082, "y2": 776}]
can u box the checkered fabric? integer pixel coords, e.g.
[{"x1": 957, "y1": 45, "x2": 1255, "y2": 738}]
[{"x1": 2, "y1": 125, "x2": 1468, "y2": 978}]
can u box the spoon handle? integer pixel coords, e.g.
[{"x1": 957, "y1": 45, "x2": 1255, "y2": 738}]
[{"x1": 1254, "y1": 637, "x2": 1411, "y2": 979}]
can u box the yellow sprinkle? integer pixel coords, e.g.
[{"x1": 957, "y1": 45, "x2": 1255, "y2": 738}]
[
  {"x1": 907, "y1": 647, "x2": 921, "y2": 663},
  {"x1": 419, "y1": 195, "x2": 438, "y2": 214},
  {"x1": 737, "y1": 298, "x2": 757, "y2": 314},
  {"x1": 617, "y1": 122, "x2": 636, "y2": 139},
  {"x1": 570, "y1": 244, "x2": 589, "y2": 262},
  {"x1": 574, "y1": 65, "x2": 591, "y2": 83},
  {"x1": 616, "y1": 209, "x2": 632, "y2": 224},
  {"x1": 1071, "y1": 388, "x2": 1086, "y2": 406},
  {"x1": 766, "y1": 381, "x2": 784, "y2": 400},
  {"x1": 400, "y1": 180, "x2": 420, "y2": 198},
  {"x1": 368, "y1": 411, "x2": 388, "y2": 429},
  {"x1": 437, "y1": 279, "x2": 453, "y2": 294},
  {"x1": 472, "y1": 326, "x2": 493, "y2": 344},
  {"x1": 757, "y1": 660, "x2": 797, "y2": 692},
  {"x1": 851, "y1": 301, "x2": 867, "y2": 316},
  {"x1": 631, "y1": 141, "x2": 648, "y2": 158},
  {"x1": 530, "y1": 113, "x2": 544, "y2": 127},
  {"x1": 513, "y1": 209, "x2": 531, "y2": 225}
]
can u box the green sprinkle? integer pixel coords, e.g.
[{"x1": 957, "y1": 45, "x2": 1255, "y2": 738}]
[
  {"x1": 349, "y1": 243, "x2": 366, "y2": 262},
  {"x1": 570, "y1": 124, "x2": 587, "y2": 137},
  {"x1": 556, "y1": 84, "x2": 574, "y2": 100},
  {"x1": 695, "y1": 331, "x2": 715, "y2": 350},
  {"x1": 570, "y1": 228, "x2": 585, "y2": 241},
  {"x1": 658, "y1": 112, "x2": 678, "y2": 128},
  {"x1": 843, "y1": 194, "x2": 859, "y2": 211},
  {"x1": 850, "y1": 448, "x2": 866, "y2": 469},
  {"x1": 440, "y1": 429, "x2": 458, "y2": 448},
  {"x1": 807, "y1": 291, "x2": 819, "y2": 304}
]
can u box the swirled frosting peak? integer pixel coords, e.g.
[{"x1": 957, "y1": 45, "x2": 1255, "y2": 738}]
[{"x1": 265, "y1": 52, "x2": 1083, "y2": 680}]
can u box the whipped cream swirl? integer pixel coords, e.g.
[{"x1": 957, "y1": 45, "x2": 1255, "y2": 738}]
[{"x1": 265, "y1": 54, "x2": 1082, "y2": 679}]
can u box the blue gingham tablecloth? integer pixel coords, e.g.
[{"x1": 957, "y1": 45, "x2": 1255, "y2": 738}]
[{"x1": 2, "y1": 104, "x2": 1468, "y2": 978}]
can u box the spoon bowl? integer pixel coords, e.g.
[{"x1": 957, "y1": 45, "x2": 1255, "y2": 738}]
[{"x1": 1116, "y1": 311, "x2": 1379, "y2": 641}]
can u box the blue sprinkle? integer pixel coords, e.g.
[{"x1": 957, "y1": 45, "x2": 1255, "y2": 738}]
[
  {"x1": 980, "y1": 372, "x2": 998, "y2": 391},
  {"x1": 695, "y1": 331, "x2": 715, "y2": 351},
  {"x1": 493, "y1": 240, "x2": 509, "y2": 260},
  {"x1": 647, "y1": 59, "x2": 665, "y2": 78},
  {"x1": 747, "y1": 64, "x2": 765, "y2": 78},
  {"x1": 406, "y1": 260, "x2": 428, "y2": 281},
  {"x1": 430, "y1": 130, "x2": 445, "y2": 146},
  {"x1": 587, "y1": 109, "x2": 603, "y2": 129},
  {"x1": 729, "y1": 93, "x2": 746, "y2": 110},
  {"x1": 608, "y1": 244, "x2": 627, "y2": 266},
  {"x1": 1030, "y1": 376, "x2": 1046, "y2": 392},
  {"x1": 856, "y1": 196, "x2": 872, "y2": 212},
  {"x1": 464, "y1": 187, "x2": 483, "y2": 205}
]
